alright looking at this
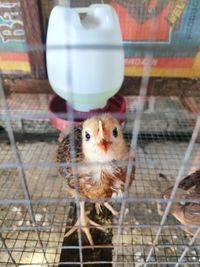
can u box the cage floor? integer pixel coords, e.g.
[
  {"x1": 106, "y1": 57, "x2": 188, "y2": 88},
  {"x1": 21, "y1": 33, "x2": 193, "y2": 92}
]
[{"x1": 0, "y1": 95, "x2": 200, "y2": 266}]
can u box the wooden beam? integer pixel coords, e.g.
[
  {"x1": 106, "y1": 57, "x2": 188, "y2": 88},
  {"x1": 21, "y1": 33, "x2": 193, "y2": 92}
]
[
  {"x1": 3, "y1": 79, "x2": 53, "y2": 95},
  {"x1": 122, "y1": 77, "x2": 200, "y2": 97},
  {"x1": 20, "y1": 0, "x2": 46, "y2": 79},
  {"x1": 3, "y1": 77, "x2": 200, "y2": 96}
]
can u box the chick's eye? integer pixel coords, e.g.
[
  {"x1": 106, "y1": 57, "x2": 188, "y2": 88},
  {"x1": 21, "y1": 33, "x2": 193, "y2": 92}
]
[
  {"x1": 112, "y1": 127, "x2": 118, "y2": 138},
  {"x1": 85, "y1": 131, "x2": 91, "y2": 141}
]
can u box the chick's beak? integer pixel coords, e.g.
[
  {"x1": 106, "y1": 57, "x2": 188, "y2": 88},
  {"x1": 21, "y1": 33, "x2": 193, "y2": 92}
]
[
  {"x1": 97, "y1": 120, "x2": 112, "y2": 152},
  {"x1": 98, "y1": 139, "x2": 111, "y2": 152}
]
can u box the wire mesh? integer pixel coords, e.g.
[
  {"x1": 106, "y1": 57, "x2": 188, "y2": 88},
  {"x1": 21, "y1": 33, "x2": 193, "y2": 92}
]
[
  {"x1": 1, "y1": 0, "x2": 200, "y2": 266},
  {"x1": 0, "y1": 91, "x2": 200, "y2": 266}
]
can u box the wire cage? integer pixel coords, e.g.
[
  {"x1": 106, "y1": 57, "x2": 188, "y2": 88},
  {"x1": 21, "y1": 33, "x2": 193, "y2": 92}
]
[{"x1": 1, "y1": 0, "x2": 200, "y2": 266}]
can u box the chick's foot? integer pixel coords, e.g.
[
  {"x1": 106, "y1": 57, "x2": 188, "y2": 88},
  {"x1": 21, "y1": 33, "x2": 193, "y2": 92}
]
[{"x1": 64, "y1": 202, "x2": 104, "y2": 247}]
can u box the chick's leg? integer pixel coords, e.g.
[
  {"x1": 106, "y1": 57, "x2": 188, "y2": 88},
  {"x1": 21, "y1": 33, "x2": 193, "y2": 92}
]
[{"x1": 64, "y1": 201, "x2": 105, "y2": 247}]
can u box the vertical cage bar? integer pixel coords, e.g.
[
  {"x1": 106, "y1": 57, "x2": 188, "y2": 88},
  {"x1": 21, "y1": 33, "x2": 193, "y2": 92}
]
[
  {"x1": 113, "y1": 52, "x2": 153, "y2": 266},
  {"x1": 60, "y1": 14, "x2": 83, "y2": 264}
]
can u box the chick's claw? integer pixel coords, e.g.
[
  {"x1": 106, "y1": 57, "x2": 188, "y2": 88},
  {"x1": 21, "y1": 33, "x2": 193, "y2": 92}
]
[
  {"x1": 95, "y1": 202, "x2": 118, "y2": 216},
  {"x1": 95, "y1": 202, "x2": 103, "y2": 215},
  {"x1": 104, "y1": 202, "x2": 118, "y2": 216}
]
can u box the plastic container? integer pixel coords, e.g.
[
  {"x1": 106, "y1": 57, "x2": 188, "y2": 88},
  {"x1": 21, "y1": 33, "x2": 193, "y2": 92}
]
[
  {"x1": 49, "y1": 95, "x2": 126, "y2": 132},
  {"x1": 46, "y1": 4, "x2": 124, "y2": 112}
]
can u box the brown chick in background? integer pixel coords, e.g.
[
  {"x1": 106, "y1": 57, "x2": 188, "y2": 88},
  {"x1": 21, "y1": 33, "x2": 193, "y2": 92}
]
[
  {"x1": 161, "y1": 170, "x2": 200, "y2": 237},
  {"x1": 56, "y1": 114, "x2": 135, "y2": 246}
]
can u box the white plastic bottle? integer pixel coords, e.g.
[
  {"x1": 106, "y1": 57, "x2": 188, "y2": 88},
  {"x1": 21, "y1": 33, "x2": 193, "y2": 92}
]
[{"x1": 46, "y1": 4, "x2": 124, "y2": 112}]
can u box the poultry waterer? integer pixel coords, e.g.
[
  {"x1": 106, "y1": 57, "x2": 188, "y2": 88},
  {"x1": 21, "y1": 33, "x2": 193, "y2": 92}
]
[{"x1": 46, "y1": 4, "x2": 126, "y2": 129}]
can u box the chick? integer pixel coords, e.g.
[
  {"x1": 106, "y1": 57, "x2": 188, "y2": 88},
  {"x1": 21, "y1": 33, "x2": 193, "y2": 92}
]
[
  {"x1": 56, "y1": 114, "x2": 135, "y2": 246},
  {"x1": 161, "y1": 170, "x2": 200, "y2": 237}
]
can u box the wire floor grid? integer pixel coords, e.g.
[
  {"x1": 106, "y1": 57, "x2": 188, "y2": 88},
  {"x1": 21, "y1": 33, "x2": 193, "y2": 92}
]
[{"x1": 0, "y1": 127, "x2": 200, "y2": 265}]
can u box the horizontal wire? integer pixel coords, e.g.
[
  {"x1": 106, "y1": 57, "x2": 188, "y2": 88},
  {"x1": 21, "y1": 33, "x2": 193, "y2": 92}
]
[
  {"x1": 58, "y1": 262, "x2": 200, "y2": 266},
  {"x1": 1, "y1": 222, "x2": 200, "y2": 232},
  {"x1": 7, "y1": 42, "x2": 197, "y2": 52},
  {"x1": 0, "y1": 244, "x2": 199, "y2": 255},
  {"x1": 1, "y1": 153, "x2": 199, "y2": 169},
  {"x1": 0, "y1": 110, "x2": 198, "y2": 121},
  {"x1": 4, "y1": 261, "x2": 200, "y2": 266},
  {"x1": 0, "y1": 196, "x2": 199, "y2": 205},
  {"x1": 1, "y1": 241, "x2": 200, "y2": 252},
  {"x1": 0, "y1": 159, "x2": 199, "y2": 172}
]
